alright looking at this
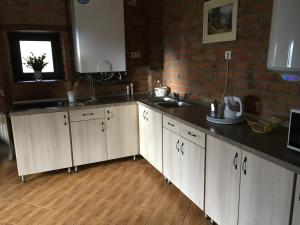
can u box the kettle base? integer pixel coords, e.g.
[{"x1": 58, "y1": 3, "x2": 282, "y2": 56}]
[{"x1": 206, "y1": 114, "x2": 245, "y2": 125}]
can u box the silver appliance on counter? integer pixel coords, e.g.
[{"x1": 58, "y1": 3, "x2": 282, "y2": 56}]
[
  {"x1": 206, "y1": 96, "x2": 245, "y2": 125},
  {"x1": 287, "y1": 109, "x2": 300, "y2": 152}
]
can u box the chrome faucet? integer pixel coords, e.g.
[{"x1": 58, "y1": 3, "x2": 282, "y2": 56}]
[
  {"x1": 174, "y1": 93, "x2": 180, "y2": 101},
  {"x1": 87, "y1": 76, "x2": 97, "y2": 103},
  {"x1": 173, "y1": 92, "x2": 192, "y2": 101},
  {"x1": 183, "y1": 93, "x2": 192, "y2": 101}
]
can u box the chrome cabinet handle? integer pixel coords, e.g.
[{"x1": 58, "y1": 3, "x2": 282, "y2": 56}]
[
  {"x1": 143, "y1": 110, "x2": 146, "y2": 119},
  {"x1": 145, "y1": 111, "x2": 149, "y2": 121},
  {"x1": 107, "y1": 110, "x2": 111, "y2": 120},
  {"x1": 168, "y1": 122, "x2": 175, "y2": 127},
  {"x1": 64, "y1": 115, "x2": 68, "y2": 126},
  {"x1": 101, "y1": 122, "x2": 105, "y2": 132},
  {"x1": 233, "y1": 153, "x2": 238, "y2": 170},
  {"x1": 176, "y1": 140, "x2": 180, "y2": 152},
  {"x1": 82, "y1": 113, "x2": 94, "y2": 116},
  {"x1": 180, "y1": 142, "x2": 184, "y2": 155},
  {"x1": 242, "y1": 157, "x2": 247, "y2": 175},
  {"x1": 188, "y1": 131, "x2": 196, "y2": 137}
]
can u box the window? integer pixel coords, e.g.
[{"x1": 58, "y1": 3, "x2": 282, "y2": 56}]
[{"x1": 8, "y1": 32, "x2": 64, "y2": 82}]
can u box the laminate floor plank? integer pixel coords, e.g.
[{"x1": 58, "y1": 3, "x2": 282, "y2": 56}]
[
  {"x1": 110, "y1": 204, "x2": 153, "y2": 225},
  {"x1": 182, "y1": 203, "x2": 211, "y2": 225},
  {"x1": 0, "y1": 158, "x2": 210, "y2": 225}
]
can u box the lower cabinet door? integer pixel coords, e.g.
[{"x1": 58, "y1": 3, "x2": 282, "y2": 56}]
[
  {"x1": 238, "y1": 151, "x2": 294, "y2": 225},
  {"x1": 205, "y1": 135, "x2": 241, "y2": 225},
  {"x1": 71, "y1": 119, "x2": 107, "y2": 166},
  {"x1": 292, "y1": 175, "x2": 300, "y2": 225},
  {"x1": 147, "y1": 108, "x2": 163, "y2": 172},
  {"x1": 11, "y1": 112, "x2": 73, "y2": 176},
  {"x1": 180, "y1": 138, "x2": 205, "y2": 210},
  {"x1": 106, "y1": 105, "x2": 138, "y2": 160},
  {"x1": 163, "y1": 128, "x2": 181, "y2": 188}
]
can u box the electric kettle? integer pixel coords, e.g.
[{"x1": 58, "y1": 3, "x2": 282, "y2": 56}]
[{"x1": 224, "y1": 96, "x2": 244, "y2": 119}]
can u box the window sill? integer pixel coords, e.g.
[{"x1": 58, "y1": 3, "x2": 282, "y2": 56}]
[{"x1": 15, "y1": 79, "x2": 64, "y2": 84}]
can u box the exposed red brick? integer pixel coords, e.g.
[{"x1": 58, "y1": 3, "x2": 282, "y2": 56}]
[{"x1": 162, "y1": 0, "x2": 300, "y2": 117}]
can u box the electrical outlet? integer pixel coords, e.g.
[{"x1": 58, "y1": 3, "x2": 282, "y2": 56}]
[
  {"x1": 130, "y1": 51, "x2": 141, "y2": 58},
  {"x1": 225, "y1": 51, "x2": 232, "y2": 60},
  {"x1": 127, "y1": 0, "x2": 137, "y2": 6}
]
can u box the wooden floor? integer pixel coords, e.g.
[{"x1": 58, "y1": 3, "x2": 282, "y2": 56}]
[{"x1": 0, "y1": 158, "x2": 210, "y2": 225}]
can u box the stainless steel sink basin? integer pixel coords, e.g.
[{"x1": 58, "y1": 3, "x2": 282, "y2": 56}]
[
  {"x1": 152, "y1": 97, "x2": 192, "y2": 108},
  {"x1": 154, "y1": 101, "x2": 191, "y2": 107},
  {"x1": 12, "y1": 101, "x2": 65, "y2": 111}
]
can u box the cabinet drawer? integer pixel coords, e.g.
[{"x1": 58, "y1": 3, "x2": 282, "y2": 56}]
[
  {"x1": 163, "y1": 115, "x2": 181, "y2": 134},
  {"x1": 181, "y1": 124, "x2": 205, "y2": 148},
  {"x1": 70, "y1": 108, "x2": 105, "y2": 121}
]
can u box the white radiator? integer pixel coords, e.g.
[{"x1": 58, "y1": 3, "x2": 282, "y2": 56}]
[{"x1": 0, "y1": 113, "x2": 13, "y2": 159}]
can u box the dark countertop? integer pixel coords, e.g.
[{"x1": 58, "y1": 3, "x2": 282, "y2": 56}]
[
  {"x1": 138, "y1": 98, "x2": 300, "y2": 174},
  {"x1": 9, "y1": 95, "x2": 141, "y2": 116},
  {"x1": 9, "y1": 94, "x2": 300, "y2": 174}
]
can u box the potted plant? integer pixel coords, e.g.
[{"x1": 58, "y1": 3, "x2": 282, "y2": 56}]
[{"x1": 23, "y1": 52, "x2": 48, "y2": 80}]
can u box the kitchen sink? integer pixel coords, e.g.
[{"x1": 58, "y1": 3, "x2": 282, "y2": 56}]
[
  {"x1": 144, "y1": 97, "x2": 192, "y2": 108},
  {"x1": 12, "y1": 101, "x2": 65, "y2": 111},
  {"x1": 154, "y1": 101, "x2": 191, "y2": 107}
]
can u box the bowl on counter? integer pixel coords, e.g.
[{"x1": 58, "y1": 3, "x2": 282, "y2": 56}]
[{"x1": 246, "y1": 116, "x2": 282, "y2": 134}]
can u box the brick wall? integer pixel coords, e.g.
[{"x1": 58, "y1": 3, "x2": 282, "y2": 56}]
[
  {"x1": 162, "y1": 0, "x2": 300, "y2": 117},
  {"x1": 0, "y1": 0, "x2": 162, "y2": 107}
]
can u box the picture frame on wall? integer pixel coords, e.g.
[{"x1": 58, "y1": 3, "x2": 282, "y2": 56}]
[{"x1": 203, "y1": 0, "x2": 239, "y2": 44}]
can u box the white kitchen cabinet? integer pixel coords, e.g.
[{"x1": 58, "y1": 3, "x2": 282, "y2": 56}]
[
  {"x1": 205, "y1": 135, "x2": 241, "y2": 225},
  {"x1": 138, "y1": 104, "x2": 162, "y2": 172},
  {"x1": 206, "y1": 135, "x2": 294, "y2": 225},
  {"x1": 180, "y1": 137, "x2": 205, "y2": 209},
  {"x1": 163, "y1": 126, "x2": 205, "y2": 210},
  {"x1": 11, "y1": 112, "x2": 73, "y2": 176},
  {"x1": 70, "y1": 119, "x2": 107, "y2": 166},
  {"x1": 163, "y1": 128, "x2": 181, "y2": 188},
  {"x1": 292, "y1": 175, "x2": 300, "y2": 225},
  {"x1": 238, "y1": 151, "x2": 294, "y2": 225},
  {"x1": 105, "y1": 104, "x2": 139, "y2": 160}
]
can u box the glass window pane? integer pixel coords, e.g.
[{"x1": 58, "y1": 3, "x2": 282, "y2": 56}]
[{"x1": 20, "y1": 41, "x2": 54, "y2": 73}]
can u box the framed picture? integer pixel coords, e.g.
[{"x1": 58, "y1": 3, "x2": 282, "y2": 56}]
[{"x1": 203, "y1": 0, "x2": 239, "y2": 44}]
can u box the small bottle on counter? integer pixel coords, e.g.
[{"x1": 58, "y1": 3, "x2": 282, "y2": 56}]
[
  {"x1": 126, "y1": 85, "x2": 130, "y2": 96},
  {"x1": 130, "y1": 83, "x2": 134, "y2": 96}
]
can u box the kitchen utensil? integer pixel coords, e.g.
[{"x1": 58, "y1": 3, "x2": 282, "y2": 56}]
[{"x1": 209, "y1": 100, "x2": 224, "y2": 118}]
